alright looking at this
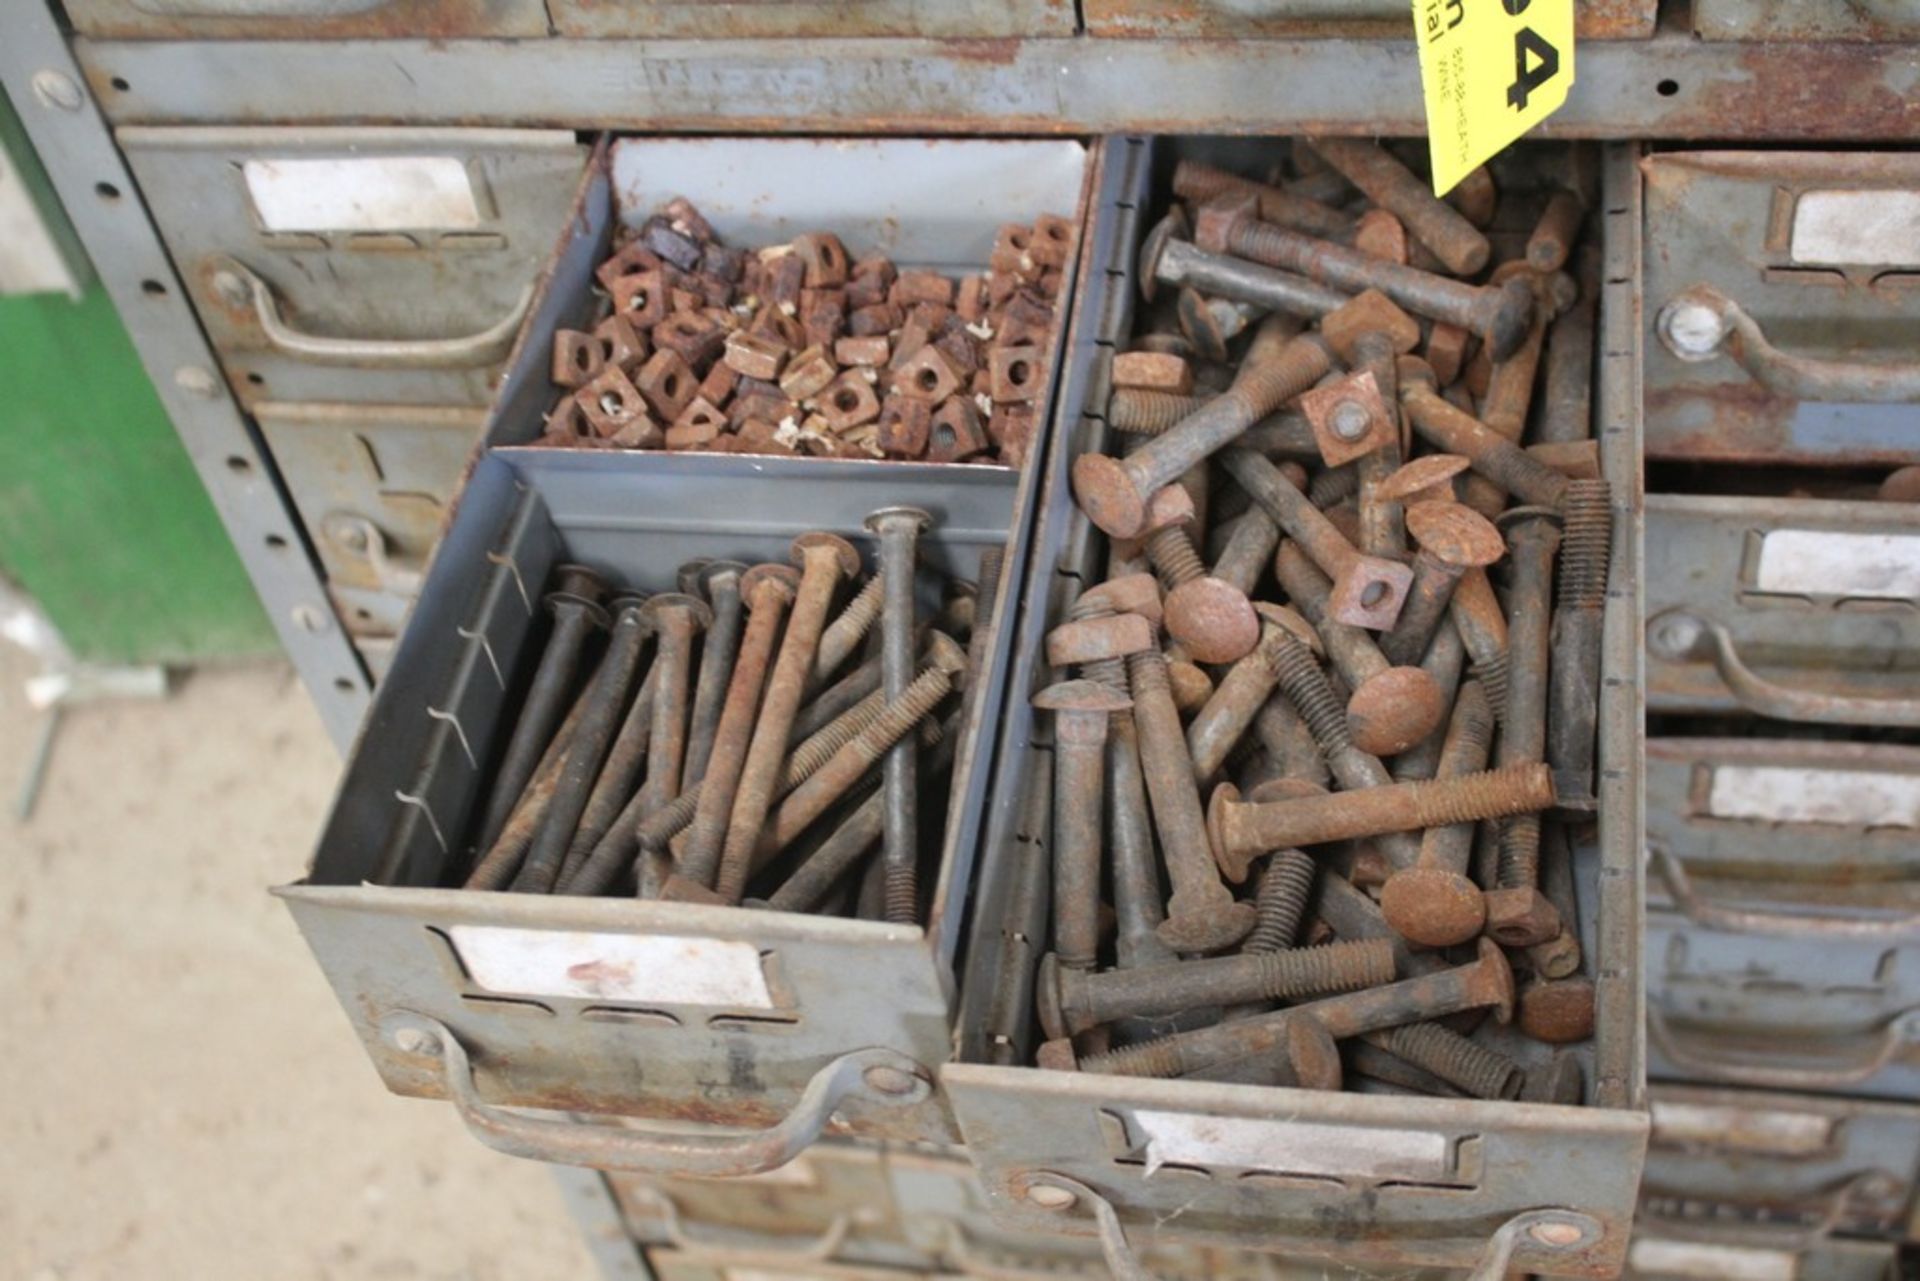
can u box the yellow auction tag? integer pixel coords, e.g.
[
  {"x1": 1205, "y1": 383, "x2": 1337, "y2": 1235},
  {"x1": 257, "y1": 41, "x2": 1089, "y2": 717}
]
[{"x1": 1414, "y1": 0, "x2": 1575, "y2": 196}]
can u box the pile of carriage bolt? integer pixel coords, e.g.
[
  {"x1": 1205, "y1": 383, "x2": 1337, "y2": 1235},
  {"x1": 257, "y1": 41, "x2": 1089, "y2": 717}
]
[
  {"x1": 457, "y1": 511, "x2": 1001, "y2": 922},
  {"x1": 1031, "y1": 139, "x2": 1609, "y2": 1101},
  {"x1": 537, "y1": 197, "x2": 1070, "y2": 466}
]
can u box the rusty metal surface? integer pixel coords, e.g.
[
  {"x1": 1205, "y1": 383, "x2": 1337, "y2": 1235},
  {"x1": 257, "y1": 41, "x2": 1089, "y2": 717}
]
[
  {"x1": 1694, "y1": 0, "x2": 1920, "y2": 41},
  {"x1": 1082, "y1": 0, "x2": 1655, "y2": 39},
  {"x1": 1623, "y1": 1235, "x2": 1899, "y2": 1281},
  {"x1": 63, "y1": 0, "x2": 549, "y2": 38},
  {"x1": 1645, "y1": 151, "x2": 1920, "y2": 467},
  {"x1": 551, "y1": 0, "x2": 1073, "y2": 38},
  {"x1": 75, "y1": 34, "x2": 1920, "y2": 140}
]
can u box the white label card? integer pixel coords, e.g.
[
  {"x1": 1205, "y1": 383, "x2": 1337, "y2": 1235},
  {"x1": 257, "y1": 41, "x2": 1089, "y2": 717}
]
[
  {"x1": 244, "y1": 156, "x2": 481, "y2": 232},
  {"x1": 449, "y1": 926, "x2": 774, "y2": 1008},
  {"x1": 1752, "y1": 530, "x2": 1920, "y2": 600},
  {"x1": 1707, "y1": 765, "x2": 1920, "y2": 829},
  {"x1": 1791, "y1": 189, "x2": 1920, "y2": 267},
  {"x1": 1128, "y1": 1110, "x2": 1451, "y2": 1181},
  {"x1": 1627, "y1": 1238, "x2": 1798, "y2": 1281},
  {"x1": 1650, "y1": 1101, "x2": 1833, "y2": 1155}
]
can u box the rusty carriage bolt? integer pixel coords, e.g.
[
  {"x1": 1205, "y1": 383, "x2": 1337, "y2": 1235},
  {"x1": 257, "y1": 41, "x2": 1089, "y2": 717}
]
[
  {"x1": 683, "y1": 561, "x2": 747, "y2": 788},
  {"x1": 1518, "y1": 974, "x2": 1597, "y2": 1045},
  {"x1": 1379, "y1": 501, "x2": 1505, "y2": 668},
  {"x1": 1303, "y1": 137, "x2": 1492, "y2": 277},
  {"x1": 1448, "y1": 564, "x2": 1511, "y2": 720},
  {"x1": 1527, "y1": 188, "x2": 1587, "y2": 276},
  {"x1": 1388, "y1": 620, "x2": 1465, "y2": 784},
  {"x1": 1185, "y1": 604, "x2": 1316, "y2": 782},
  {"x1": 709, "y1": 533, "x2": 863, "y2": 904},
  {"x1": 1033, "y1": 680, "x2": 1133, "y2": 972},
  {"x1": 1191, "y1": 193, "x2": 1531, "y2": 360},
  {"x1": 1138, "y1": 483, "x2": 1260, "y2": 665},
  {"x1": 1207, "y1": 762, "x2": 1557, "y2": 874},
  {"x1": 1171, "y1": 158, "x2": 1357, "y2": 242},
  {"x1": 513, "y1": 592, "x2": 654, "y2": 895},
  {"x1": 1138, "y1": 210, "x2": 1351, "y2": 324},
  {"x1": 868, "y1": 506, "x2": 933, "y2": 926},
  {"x1": 1379, "y1": 679, "x2": 1495, "y2": 948},
  {"x1": 809, "y1": 572, "x2": 885, "y2": 693},
  {"x1": 1361, "y1": 1022, "x2": 1523, "y2": 1100},
  {"x1": 553, "y1": 660, "x2": 662, "y2": 892},
  {"x1": 1526, "y1": 820, "x2": 1585, "y2": 981},
  {"x1": 1073, "y1": 313, "x2": 1330, "y2": 540},
  {"x1": 1221, "y1": 447, "x2": 1413, "y2": 632},
  {"x1": 1036, "y1": 937, "x2": 1395, "y2": 1040},
  {"x1": 1077, "y1": 938, "x2": 1515, "y2": 1078},
  {"x1": 1127, "y1": 648, "x2": 1258, "y2": 953},
  {"x1": 635, "y1": 592, "x2": 713, "y2": 818},
  {"x1": 476, "y1": 564, "x2": 608, "y2": 852},
  {"x1": 1376, "y1": 453, "x2": 1472, "y2": 509},
  {"x1": 1321, "y1": 291, "x2": 1424, "y2": 561},
  {"x1": 462, "y1": 682, "x2": 593, "y2": 891},
  {"x1": 1272, "y1": 541, "x2": 1446, "y2": 758},
  {"x1": 1106, "y1": 386, "x2": 1214, "y2": 436},
  {"x1": 1548, "y1": 478, "x2": 1613, "y2": 804},
  {"x1": 1400, "y1": 360, "x2": 1570, "y2": 511},
  {"x1": 1208, "y1": 505, "x2": 1281, "y2": 598},
  {"x1": 1484, "y1": 505, "x2": 1565, "y2": 949}
]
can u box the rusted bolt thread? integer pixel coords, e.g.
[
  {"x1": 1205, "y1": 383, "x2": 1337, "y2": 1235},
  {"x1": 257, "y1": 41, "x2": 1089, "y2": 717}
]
[
  {"x1": 1365, "y1": 1023, "x2": 1522, "y2": 1100},
  {"x1": 1247, "y1": 847, "x2": 1317, "y2": 953},
  {"x1": 684, "y1": 566, "x2": 745, "y2": 787},
  {"x1": 1171, "y1": 158, "x2": 1355, "y2": 241},
  {"x1": 1269, "y1": 630, "x2": 1353, "y2": 757},
  {"x1": 872, "y1": 508, "x2": 931, "y2": 927},
  {"x1": 1305, "y1": 137, "x2": 1490, "y2": 277},
  {"x1": 1144, "y1": 523, "x2": 1206, "y2": 591},
  {"x1": 1215, "y1": 762, "x2": 1555, "y2": 855},
  {"x1": 1558, "y1": 479, "x2": 1613, "y2": 609},
  {"x1": 1379, "y1": 550, "x2": 1466, "y2": 669},
  {"x1": 462, "y1": 684, "x2": 590, "y2": 891},
  {"x1": 1494, "y1": 513, "x2": 1560, "y2": 891},
  {"x1": 1221, "y1": 449, "x2": 1362, "y2": 586},
  {"x1": 1403, "y1": 385, "x2": 1569, "y2": 510},
  {"x1": 1271, "y1": 543, "x2": 1385, "y2": 689},
  {"x1": 1107, "y1": 387, "x2": 1210, "y2": 435},
  {"x1": 1255, "y1": 694, "x2": 1330, "y2": 789},
  {"x1": 811, "y1": 574, "x2": 885, "y2": 688},
  {"x1": 1472, "y1": 653, "x2": 1511, "y2": 725},
  {"x1": 1309, "y1": 463, "x2": 1359, "y2": 509},
  {"x1": 1057, "y1": 939, "x2": 1394, "y2": 1034}
]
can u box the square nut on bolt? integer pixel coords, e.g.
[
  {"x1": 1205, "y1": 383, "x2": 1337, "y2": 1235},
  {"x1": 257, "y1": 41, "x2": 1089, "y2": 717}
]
[
  {"x1": 1327, "y1": 553, "x2": 1416, "y2": 631},
  {"x1": 1300, "y1": 370, "x2": 1396, "y2": 468}
]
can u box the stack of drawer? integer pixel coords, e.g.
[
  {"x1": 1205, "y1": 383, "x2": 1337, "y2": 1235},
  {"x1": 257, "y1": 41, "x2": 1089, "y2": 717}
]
[{"x1": 1633, "y1": 150, "x2": 1920, "y2": 1281}]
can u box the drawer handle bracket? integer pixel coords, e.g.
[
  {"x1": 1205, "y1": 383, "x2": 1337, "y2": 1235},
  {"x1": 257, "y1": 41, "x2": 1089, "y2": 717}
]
[
  {"x1": 1648, "y1": 1006, "x2": 1920, "y2": 1090},
  {"x1": 1658, "y1": 284, "x2": 1920, "y2": 402},
  {"x1": 212, "y1": 256, "x2": 531, "y2": 369},
  {"x1": 384, "y1": 1011, "x2": 931, "y2": 1177},
  {"x1": 1648, "y1": 609, "x2": 1920, "y2": 728},
  {"x1": 1651, "y1": 846, "x2": 1920, "y2": 940}
]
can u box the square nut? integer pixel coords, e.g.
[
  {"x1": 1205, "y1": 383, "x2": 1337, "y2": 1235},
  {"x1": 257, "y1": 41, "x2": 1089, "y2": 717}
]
[
  {"x1": 834, "y1": 335, "x2": 890, "y2": 368},
  {"x1": 817, "y1": 372, "x2": 880, "y2": 433},
  {"x1": 1300, "y1": 370, "x2": 1396, "y2": 468},
  {"x1": 724, "y1": 329, "x2": 789, "y2": 382},
  {"x1": 595, "y1": 241, "x2": 662, "y2": 293},
  {"x1": 652, "y1": 311, "x2": 726, "y2": 371},
  {"x1": 891, "y1": 270, "x2": 954, "y2": 308},
  {"x1": 575, "y1": 366, "x2": 652, "y2": 438},
  {"x1": 792, "y1": 232, "x2": 849, "y2": 288},
  {"x1": 989, "y1": 344, "x2": 1045, "y2": 404},
  {"x1": 801, "y1": 288, "x2": 847, "y2": 350},
  {"x1": 1030, "y1": 214, "x2": 1077, "y2": 267},
  {"x1": 610, "y1": 267, "x2": 669, "y2": 328},
  {"x1": 1111, "y1": 351, "x2": 1193, "y2": 394},
  {"x1": 635, "y1": 349, "x2": 698, "y2": 422},
  {"x1": 990, "y1": 223, "x2": 1037, "y2": 275},
  {"x1": 876, "y1": 396, "x2": 932, "y2": 459},
  {"x1": 666, "y1": 397, "x2": 728, "y2": 449},
  {"x1": 894, "y1": 347, "x2": 961, "y2": 403},
  {"x1": 595, "y1": 315, "x2": 649, "y2": 371},
  {"x1": 928, "y1": 396, "x2": 990, "y2": 462},
  {"x1": 698, "y1": 358, "x2": 739, "y2": 407},
  {"x1": 779, "y1": 345, "x2": 839, "y2": 402},
  {"x1": 551, "y1": 329, "x2": 606, "y2": 389}
]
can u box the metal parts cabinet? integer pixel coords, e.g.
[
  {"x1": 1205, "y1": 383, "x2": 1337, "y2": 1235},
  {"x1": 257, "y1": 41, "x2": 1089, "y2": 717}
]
[{"x1": 9, "y1": 1, "x2": 1920, "y2": 1277}]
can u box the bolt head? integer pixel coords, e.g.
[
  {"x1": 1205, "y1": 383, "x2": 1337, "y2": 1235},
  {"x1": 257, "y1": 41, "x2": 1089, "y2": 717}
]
[
  {"x1": 639, "y1": 591, "x2": 713, "y2": 633},
  {"x1": 676, "y1": 558, "x2": 713, "y2": 598},
  {"x1": 1475, "y1": 936, "x2": 1518, "y2": 1025},
  {"x1": 1253, "y1": 602, "x2": 1320, "y2": 655},
  {"x1": 924, "y1": 629, "x2": 969, "y2": 677},
  {"x1": 790, "y1": 531, "x2": 863, "y2": 580},
  {"x1": 1329, "y1": 398, "x2": 1372, "y2": 442},
  {"x1": 697, "y1": 559, "x2": 749, "y2": 600},
  {"x1": 861, "y1": 1064, "x2": 923, "y2": 1097},
  {"x1": 1284, "y1": 1016, "x2": 1345, "y2": 1091},
  {"x1": 1163, "y1": 657, "x2": 1214, "y2": 714},
  {"x1": 1347, "y1": 667, "x2": 1446, "y2": 757},
  {"x1": 1080, "y1": 573, "x2": 1164, "y2": 628},
  {"x1": 1034, "y1": 953, "x2": 1070, "y2": 1041},
  {"x1": 1157, "y1": 898, "x2": 1258, "y2": 954},
  {"x1": 1518, "y1": 977, "x2": 1597, "y2": 1045},
  {"x1": 1032, "y1": 677, "x2": 1133, "y2": 719},
  {"x1": 1376, "y1": 454, "x2": 1471, "y2": 507},
  {"x1": 740, "y1": 562, "x2": 802, "y2": 608},
  {"x1": 1485, "y1": 276, "x2": 1538, "y2": 362},
  {"x1": 1071, "y1": 452, "x2": 1148, "y2": 540},
  {"x1": 1045, "y1": 612, "x2": 1155, "y2": 668},
  {"x1": 1136, "y1": 208, "x2": 1190, "y2": 303},
  {"x1": 1205, "y1": 783, "x2": 1254, "y2": 884},
  {"x1": 1659, "y1": 295, "x2": 1730, "y2": 362},
  {"x1": 1379, "y1": 866, "x2": 1486, "y2": 948},
  {"x1": 863, "y1": 505, "x2": 933, "y2": 537},
  {"x1": 1023, "y1": 1180, "x2": 1078, "y2": 1210},
  {"x1": 1165, "y1": 577, "x2": 1260, "y2": 665},
  {"x1": 1646, "y1": 610, "x2": 1705, "y2": 661},
  {"x1": 551, "y1": 562, "x2": 610, "y2": 602},
  {"x1": 1191, "y1": 192, "x2": 1257, "y2": 255},
  {"x1": 1407, "y1": 501, "x2": 1505, "y2": 568}
]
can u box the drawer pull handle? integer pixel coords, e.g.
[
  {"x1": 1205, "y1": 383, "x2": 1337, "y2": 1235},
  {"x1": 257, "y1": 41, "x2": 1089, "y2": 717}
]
[
  {"x1": 212, "y1": 257, "x2": 531, "y2": 369},
  {"x1": 1639, "y1": 1169, "x2": 1899, "y2": 1251},
  {"x1": 1659, "y1": 284, "x2": 1920, "y2": 402},
  {"x1": 635, "y1": 1187, "x2": 857, "y2": 1264},
  {"x1": 1018, "y1": 1173, "x2": 1600, "y2": 1281},
  {"x1": 1651, "y1": 846, "x2": 1920, "y2": 940},
  {"x1": 1647, "y1": 1006, "x2": 1920, "y2": 1091},
  {"x1": 1648, "y1": 610, "x2": 1920, "y2": 728},
  {"x1": 383, "y1": 1012, "x2": 931, "y2": 1177}
]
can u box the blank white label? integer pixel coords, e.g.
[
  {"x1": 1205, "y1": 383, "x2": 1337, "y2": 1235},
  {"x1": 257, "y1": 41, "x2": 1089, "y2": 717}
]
[
  {"x1": 449, "y1": 926, "x2": 774, "y2": 1008},
  {"x1": 1707, "y1": 765, "x2": 1920, "y2": 828},
  {"x1": 1791, "y1": 189, "x2": 1920, "y2": 267},
  {"x1": 1753, "y1": 530, "x2": 1920, "y2": 600},
  {"x1": 1128, "y1": 1110, "x2": 1451, "y2": 1181},
  {"x1": 244, "y1": 156, "x2": 480, "y2": 232},
  {"x1": 1650, "y1": 1101, "x2": 1834, "y2": 1155},
  {"x1": 1627, "y1": 1238, "x2": 1798, "y2": 1281}
]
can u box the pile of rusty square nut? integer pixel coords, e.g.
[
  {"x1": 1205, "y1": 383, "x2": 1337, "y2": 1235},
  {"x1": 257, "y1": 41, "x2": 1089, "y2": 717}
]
[
  {"x1": 536, "y1": 197, "x2": 1071, "y2": 466},
  {"x1": 451, "y1": 512, "x2": 1002, "y2": 922},
  {"x1": 1032, "y1": 139, "x2": 1610, "y2": 1101}
]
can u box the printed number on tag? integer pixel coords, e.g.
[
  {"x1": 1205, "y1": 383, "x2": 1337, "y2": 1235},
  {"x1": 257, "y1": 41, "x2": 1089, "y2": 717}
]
[{"x1": 1415, "y1": 0, "x2": 1575, "y2": 196}]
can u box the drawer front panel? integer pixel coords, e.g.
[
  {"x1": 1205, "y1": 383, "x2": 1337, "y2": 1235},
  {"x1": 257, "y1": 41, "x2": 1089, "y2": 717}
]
[
  {"x1": 549, "y1": 0, "x2": 1073, "y2": 37},
  {"x1": 63, "y1": 0, "x2": 548, "y2": 38},
  {"x1": 1079, "y1": 0, "x2": 1654, "y2": 37}
]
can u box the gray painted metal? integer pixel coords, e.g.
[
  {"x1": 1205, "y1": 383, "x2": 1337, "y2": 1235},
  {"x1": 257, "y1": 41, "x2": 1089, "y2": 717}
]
[
  {"x1": 1643, "y1": 152, "x2": 1920, "y2": 467},
  {"x1": 550, "y1": 1167, "x2": 656, "y2": 1281},
  {"x1": 119, "y1": 126, "x2": 587, "y2": 408},
  {"x1": 550, "y1": 0, "x2": 1071, "y2": 37},
  {"x1": 71, "y1": 33, "x2": 1920, "y2": 140},
  {"x1": 0, "y1": 1, "x2": 373, "y2": 749},
  {"x1": 62, "y1": 0, "x2": 551, "y2": 39},
  {"x1": 1642, "y1": 1082, "x2": 1920, "y2": 1243},
  {"x1": 1623, "y1": 1234, "x2": 1899, "y2": 1281},
  {"x1": 941, "y1": 138, "x2": 1648, "y2": 1277},
  {"x1": 1645, "y1": 494, "x2": 1920, "y2": 719},
  {"x1": 1693, "y1": 0, "x2": 1920, "y2": 41}
]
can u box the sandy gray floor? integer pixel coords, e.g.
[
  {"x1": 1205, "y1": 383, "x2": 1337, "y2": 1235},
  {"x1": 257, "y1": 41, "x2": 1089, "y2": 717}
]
[{"x1": 0, "y1": 645, "x2": 601, "y2": 1280}]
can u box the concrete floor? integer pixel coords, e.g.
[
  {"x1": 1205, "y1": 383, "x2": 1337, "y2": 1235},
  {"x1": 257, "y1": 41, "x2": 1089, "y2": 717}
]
[{"x1": 0, "y1": 645, "x2": 602, "y2": 1280}]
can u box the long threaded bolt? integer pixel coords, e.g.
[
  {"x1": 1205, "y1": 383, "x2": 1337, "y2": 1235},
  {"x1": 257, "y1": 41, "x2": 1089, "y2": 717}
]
[
  {"x1": 1449, "y1": 566, "x2": 1511, "y2": 722},
  {"x1": 1381, "y1": 501, "x2": 1505, "y2": 668},
  {"x1": 1079, "y1": 939, "x2": 1513, "y2": 1078},
  {"x1": 1305, "y1": 137, "x2": 1491, "y2": 277},
  {"x1": 809, "y1": 572, "x2": 885, "y2": 691},
  {"x1": 1208, "y1": 762, "x2": 1556, "y2": 867},
  {"x1": 1246, "y1": 848, "x2": 1318, "y2": 953},
  {"x1": 1145, "y1": 228, "x2": 1352, "y2": 323},
  {"x1": 1549, "y1": 478, "x2": 1613, "y2": 801},
  {"x1": 1034, "y1": 680, "x2": 1133, "y2": 970},
  {"x1": 1172, "y1": 158, "x2": 1357, "y2": 241},
  {"x1": 1401, "y1": 364, "x2": 1570, "y2": 510},
  {"x1": 634, "y1": 593, "x2": 712, "y2": 820},
  {"x1": 658, "y1": 567, "x2": 796, "y2": 898},
  {"x1": 751, "y1": 638, "x2": 966, "y2": 879},
  {"x1": 683, "y1": 561, "x2": 747, "y2": 788},
  {"x1": 1379, "y1": 679, "x2": 1496, "y2": 948},
  {"x1": 1254, "y1": 693, "x2": 1330, "y2": 789},
  {"x1": 475, "y1": 566, "x2": 608, "y2": 851},
  {"x1": 1127, "y1": 649, "x2": 1257, "y2": 954},
  {"x1": 868, "y1": 506, "x2": 933, "y2": 926},
  {"x1": 554, "y1": 661, "x2": 660, "y2": 891},
  {"x1": 1362, "y1": 1023, "x2": 1523, "y2": 1100},
  {"x1": 1108, "y1": 387, "x2": 1212, "y2": 435},
  {"x1": 1495, "y1": 509, "x2": 1561, "y2": 897},
  {"x1": 1040, "y1": 937, "x2": 1395, "y2": 1038},
  {"x1": 712, "y1": 534, "x2": 863, "y2": 903},
  {"x1": 462, "y1": 682, "x2": 591, "y2": 891},
  {"x1": 512, "y1": 594, "x2": 652, "y2": 894},
  {"x1": 1073, "y1": 316, "x2": 1330, "y2": 539},
  {"x1": 1349, "y1": 330, "x2": 1408, "y2": 560},
  {"x1": 1186, "y1": 609, "x2": 1298, "y2": 782}
]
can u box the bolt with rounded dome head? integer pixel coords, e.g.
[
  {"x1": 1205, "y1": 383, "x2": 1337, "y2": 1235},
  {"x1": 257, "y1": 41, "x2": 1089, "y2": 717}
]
[
  {"x1": 1138, "y1": 483, "x2": 1260, "y2": 664},
  {"x1": 1033, "y1": 679, "x2": 1134, "y2": 971},
  {"x1": 1380, "y1": 501, "x2": 1505, "y2": 668}
]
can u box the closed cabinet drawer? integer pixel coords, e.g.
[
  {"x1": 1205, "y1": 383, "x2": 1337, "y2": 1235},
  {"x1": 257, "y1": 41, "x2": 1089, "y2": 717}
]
[
  {"x1": 63, "y1": 0, "x2": 548, "y2": 39},
  {"x1": 1642, "y1": 1084, "x2": 1920, "y2": 1242},
  {"x1": 1646, "y1": 151, "x2": 1920, "y2": 467},
  {"x1": 1079, "y1": 0, "x2": 1653, "y2": 37},
  {"x1": 1625, "y1": 1235, "x2": 1899, "y2": 1281},
  {"x1": 1693, "y1": 1, "x2": 1920, "y2": 41},
  {"x1": 547, "y1": 0, "x2": 1072, "y2": 37},
  {"x1": 1645, "y1": 493, "x2": 1920, "y2": 726},
  {"x1": 121, "y1": 127, "x2": 587, "y2": 407}
]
